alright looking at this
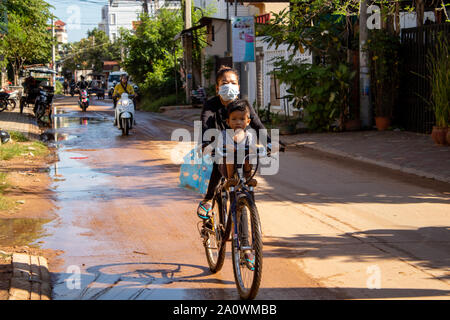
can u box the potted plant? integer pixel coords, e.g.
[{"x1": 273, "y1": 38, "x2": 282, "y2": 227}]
[
  {"x1": 366, "y1": 30, "x2": 400, "y2": 131},
  {"x1": 427, "y1": 33, "x2": 449, "y2": 146}
]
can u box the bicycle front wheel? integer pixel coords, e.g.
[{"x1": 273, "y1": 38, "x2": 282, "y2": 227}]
[
  {"x1": 231, "y1": 195, "x2": 263, "y2": 300},
  {"x1": 204, "y1": 194, "x2": 227, "y2": 273}
]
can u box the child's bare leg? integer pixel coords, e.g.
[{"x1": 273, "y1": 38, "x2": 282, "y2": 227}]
[
  {"x1": 226, "y1": 163, "x2": 235, "y2": 180},
  {"x1": 224, "y1": 163, "x2": 238, "y2": 188},
  {"x1": 243, "y1": 161, "x2": 257, "y2": 186},
  {"x1": 243, "y1": 162, "x2": 252, "y2": 179}
]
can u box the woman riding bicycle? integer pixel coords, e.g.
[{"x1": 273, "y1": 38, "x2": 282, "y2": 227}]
[{"x1": 197, "y1": 66, "x2": 271, "y2": 219}]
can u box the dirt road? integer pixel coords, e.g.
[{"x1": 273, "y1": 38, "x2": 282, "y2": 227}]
[{"x1": 37, "y1": 96, "x2": 449, "y2": 300}]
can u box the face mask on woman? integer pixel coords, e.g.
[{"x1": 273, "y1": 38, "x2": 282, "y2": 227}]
[{"x1": 218, "y1": 83, "x2": 240, "y2": 101}]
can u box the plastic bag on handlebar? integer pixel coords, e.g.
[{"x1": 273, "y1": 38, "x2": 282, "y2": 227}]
[{"x1": 179, "y1": 145, "x2": 213, "y2": 194}]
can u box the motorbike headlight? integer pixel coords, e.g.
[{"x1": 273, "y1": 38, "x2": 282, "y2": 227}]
[{"x1": 122, "y1": 100, "x2": 129, "y2": 106}]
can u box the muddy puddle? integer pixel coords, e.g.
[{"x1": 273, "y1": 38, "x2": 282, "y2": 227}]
[
  {"x1": 0, "y1": 108, "x2": 111, "y2": 249},
  {"x1": 38, "y1": 108, "x2": 115, "y2": 257},
  {"x1": 0, "y1": 218, "x2": 53, "y2": 247}
]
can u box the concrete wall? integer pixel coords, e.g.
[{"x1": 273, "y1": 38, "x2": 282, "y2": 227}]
[{"x1": 204, "y1": 20, "x2": 229, "y2": 57}]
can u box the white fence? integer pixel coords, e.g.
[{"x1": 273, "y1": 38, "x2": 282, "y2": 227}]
[{"x1": 251, "y1": 38, "x2": 312, "y2": 116}]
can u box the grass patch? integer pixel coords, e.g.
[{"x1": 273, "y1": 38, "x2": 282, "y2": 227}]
[
  {"x1": 9, "y1": 131, "x2": 29, "y2": 142},
  {"x1": 0, "y1": 196, "x2": 14, "y2": 211},
  {"x1": 140, "y1": 93, "x2": 186, "y2": 112},
  {"x1": 0, "y1": 173, "x2": 14, "y2": 211},
  {"x1": 0, "y1": 173, "x2": 9, "y2": 194},
  {"x1": 0, "y1": 141, "x2": 48, "y2": 161}
]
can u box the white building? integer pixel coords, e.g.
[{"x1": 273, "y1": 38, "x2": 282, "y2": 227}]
[
  {"x1": 54, "y1": 20, "x2": 68, "y2": 45},
  {"x1": 98, "y1": 0, "x2": 181, "y2": 41},
  {"x1": 192, "y1": 1, "x2": 292, "y2": 112}
]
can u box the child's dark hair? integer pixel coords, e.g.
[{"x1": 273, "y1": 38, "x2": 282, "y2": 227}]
[
  {"x1": 216, "y1": 65, "x2": 239, "y2": 85},
  {"x1": 227, "y1": 99, "x2": 250, "y2": 118}
]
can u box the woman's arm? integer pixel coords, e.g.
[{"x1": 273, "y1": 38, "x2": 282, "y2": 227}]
[{"x1": 201, "y1": 99, "x2": 219, "y2": 145}]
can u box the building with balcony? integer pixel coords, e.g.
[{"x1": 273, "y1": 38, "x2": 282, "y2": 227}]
[
  {"x1": 54, "y1": 20, "x2": 68, "y2": 45},
  {"x1": 98, "y1": 0, "x2": 181, "y2": 41}
]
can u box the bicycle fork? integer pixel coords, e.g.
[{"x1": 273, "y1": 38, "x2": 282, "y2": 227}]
[{"x1": 229, "y1": 188, "x2": 252, "y2": 252}]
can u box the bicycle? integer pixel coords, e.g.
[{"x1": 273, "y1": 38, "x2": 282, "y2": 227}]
[{"x1": 198, "y1": 144, "x2": 272, "y2": 300}]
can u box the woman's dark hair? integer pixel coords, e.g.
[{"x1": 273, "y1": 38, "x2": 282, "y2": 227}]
[
  {"x1": 216, "y1": 65, "x2": 239, "y2": 85},
  {"x1": 227, "y1": 99, "x2": 250, "y2": 118}
]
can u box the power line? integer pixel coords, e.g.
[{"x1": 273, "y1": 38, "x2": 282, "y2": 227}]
[{"x1": 48, "y1": 0, "x2": 107, "y2": 6}]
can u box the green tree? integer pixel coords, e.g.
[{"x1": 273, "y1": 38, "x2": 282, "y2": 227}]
[
  {"x1": 261, "y1": 0, "x2": 359, "y2": 131},
  {"x1": 0, "y1": 0, "x2": 54, "y2": 85},
  {"x1": 61, "y1": 28, "x2": 120, "y2": 76},
  {"x1": 121, "y1": 9, "x2": 183, "y2": 97}
]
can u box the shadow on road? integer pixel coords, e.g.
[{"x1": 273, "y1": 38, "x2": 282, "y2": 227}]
[
  {"x1": 264, "y1": 226, "x2": 450, "y2": 280},
  {"x1": 52, "y1": 261, "x2": 450, "y2": 300}
]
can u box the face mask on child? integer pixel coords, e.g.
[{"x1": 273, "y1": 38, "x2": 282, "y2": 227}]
[{"x1": 218, "y1": 84, "x2": 240, "y2": 101}]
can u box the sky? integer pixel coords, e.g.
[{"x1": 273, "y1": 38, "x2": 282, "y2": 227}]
[{"x1": 46, "y1": 0, "x2": 108, "y2": 43}]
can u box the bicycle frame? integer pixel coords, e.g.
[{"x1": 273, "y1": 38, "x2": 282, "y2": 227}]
[{"x1": 216, "y1": 153, "x2": 260, "y2": 250}]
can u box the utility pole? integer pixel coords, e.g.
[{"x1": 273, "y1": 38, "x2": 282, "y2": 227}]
[
  {"x1": 51, "y1": 17, "x2": 56, "y2": 87},
  {"x1": 233, "y1": 0, "x2": 241, "y2": 94},
  {"x1": 143, "y1": 0, "x2": 149, "y2": 15},
  {"x1": 226, "y1": 0, "x2": 230, "y2": 56},
  {"x1": 359, "y1": 0, "x2": 372, "y2": 128},
  {"x1": 183, "y1": 0, "x2": 192, "y2": 104},
  {"x1": 174, "y1": 47, "x2": 178, "y2": 103},
  {"x1": 185, "y1": 0, "x2": 191, "y2": 29},
  {"x1": 51, "y1": 17, "x2": 56, "y2": 129}
]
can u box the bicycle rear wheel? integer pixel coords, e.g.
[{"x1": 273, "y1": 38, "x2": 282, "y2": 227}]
[
  {"x1": 231, "y1": 195, "x2": 263, "y2": 300},
  {"x1": 204, "y1": 193, "x2": 227, "y2": 273}
]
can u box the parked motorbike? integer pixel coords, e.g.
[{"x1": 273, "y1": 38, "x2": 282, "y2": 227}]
[
  {"x1": 0, "y1": 89, "x2": 20, "y2": 112},
  {"x1": 108, "y1": 81, "x2": 117, "y2": 99},
  {"x1": 0, "y1": 92, "x2": 10, "y2": 112},
  {"x1": 114, "y1": 93, "x2": 135, "y2": 136},
  {"x1": 34, "y1": 86, "x2": 54, "y2": 121},
  {"x1": 79, "y1": 89, "x2": 89, "y2": 112},
  {"x1": 7, "y1": 90, "x2": 18, "y2": 110},
  {"x1": 191, "y1": 86, "x2": 206, "y2": 105}
]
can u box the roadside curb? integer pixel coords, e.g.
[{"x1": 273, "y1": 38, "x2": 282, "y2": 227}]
[
  {"x1": 0, "y1": 107, "x2": 41, "y2": 141},
  {"x1": 8, "y1": 253, "x2": 51, "y2": 300},
  {"x1": 294, "y1": 142, "x2": 450, "y2": 184}
]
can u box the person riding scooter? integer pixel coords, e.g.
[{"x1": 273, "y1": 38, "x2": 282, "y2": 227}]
[
  {"x1": 76, "y1": 75, "x2": 89, "y2": 104},
  {"x1": 77, "y1": 75, "x2": 89, "y2": 91},
  {"x1": 112, "y1": 74, "x2": 136, "y2": 125}
]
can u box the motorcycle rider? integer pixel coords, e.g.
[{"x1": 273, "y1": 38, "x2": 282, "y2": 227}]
[
  {"x1": 63, "y1": 79, "x2": 69, "y2": 95},
  {"x1": 77, "y1": 75, "x2": 89, "y2": 108},
  {"x1": 69, "y1": 78, "x2": 76, "y2": 95},
  {"x1": 77, "y1": 75, "x2": 89, "y2": 91},
  {"x1": 112, "y1": 73, "x2": 136, "y2": 125}
]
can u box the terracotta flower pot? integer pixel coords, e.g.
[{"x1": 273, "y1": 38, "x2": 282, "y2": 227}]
[
  {"x1": 431, "y1": 126, "x2": 448, "y2": 146},
  {"x1": 375, "y1": 117, "x2": 390, "y2": 131}
]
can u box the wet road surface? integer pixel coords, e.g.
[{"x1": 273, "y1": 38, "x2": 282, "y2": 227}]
[{"x1": 25, "y1": 96, "x2": 450, "y2": 299}]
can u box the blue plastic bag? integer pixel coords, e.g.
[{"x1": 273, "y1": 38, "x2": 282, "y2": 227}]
[{"x1": 179, "y1": 147, "x2": 213, "y2": 194}]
